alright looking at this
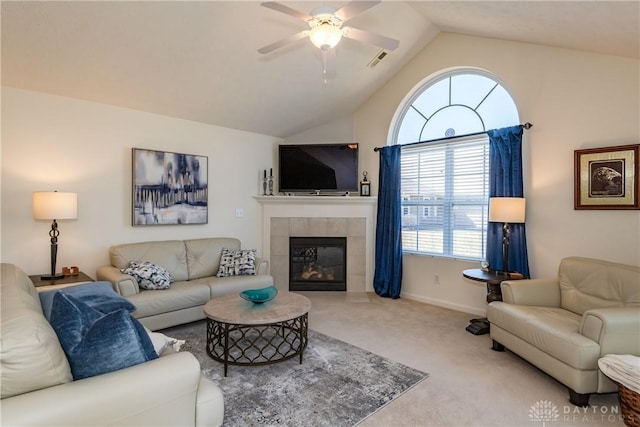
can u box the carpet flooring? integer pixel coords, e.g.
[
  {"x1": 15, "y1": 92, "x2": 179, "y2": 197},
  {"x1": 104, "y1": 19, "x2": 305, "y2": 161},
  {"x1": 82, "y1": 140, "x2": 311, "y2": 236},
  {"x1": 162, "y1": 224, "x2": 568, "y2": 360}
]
[
  {"x1": 303, "y1": 292, "x2": 625, "y2": 426},
  {"x1": 161, "y1": 320, "x2": 429, "y2": 427}
]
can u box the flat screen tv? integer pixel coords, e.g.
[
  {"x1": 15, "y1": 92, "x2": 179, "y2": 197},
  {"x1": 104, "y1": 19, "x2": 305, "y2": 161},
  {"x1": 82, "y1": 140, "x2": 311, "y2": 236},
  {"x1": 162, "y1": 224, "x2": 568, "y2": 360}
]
[{"x1": 279, "y1": 144, "x2": 359, "y2": 194}]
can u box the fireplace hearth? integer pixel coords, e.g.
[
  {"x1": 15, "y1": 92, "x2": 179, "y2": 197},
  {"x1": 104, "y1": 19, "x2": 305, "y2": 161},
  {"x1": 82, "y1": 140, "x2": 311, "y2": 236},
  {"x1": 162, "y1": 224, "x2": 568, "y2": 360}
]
[{"x1": 289, "y1": 237, "x2": 346, "y2": 291}]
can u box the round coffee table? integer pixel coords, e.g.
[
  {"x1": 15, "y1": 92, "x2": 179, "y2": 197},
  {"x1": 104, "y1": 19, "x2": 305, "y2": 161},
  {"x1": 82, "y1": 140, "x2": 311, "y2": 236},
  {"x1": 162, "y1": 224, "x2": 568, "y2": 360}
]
[{"x1": 203, "y1": 291, "x2": 311, "y2": 376}]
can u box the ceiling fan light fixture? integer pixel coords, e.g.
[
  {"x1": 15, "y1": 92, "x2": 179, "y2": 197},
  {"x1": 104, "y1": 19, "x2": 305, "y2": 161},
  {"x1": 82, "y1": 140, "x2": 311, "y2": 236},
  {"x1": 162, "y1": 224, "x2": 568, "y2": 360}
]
[{"x1": 309, "y1": 23, "x2": 343, "y2": 51}]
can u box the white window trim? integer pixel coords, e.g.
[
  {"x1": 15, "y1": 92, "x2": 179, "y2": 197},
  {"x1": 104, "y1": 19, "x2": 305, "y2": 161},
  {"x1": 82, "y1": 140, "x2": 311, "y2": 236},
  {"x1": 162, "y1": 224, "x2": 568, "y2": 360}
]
[{"x1": 387, "y1": 66, "x2": 519, "y2": 145}]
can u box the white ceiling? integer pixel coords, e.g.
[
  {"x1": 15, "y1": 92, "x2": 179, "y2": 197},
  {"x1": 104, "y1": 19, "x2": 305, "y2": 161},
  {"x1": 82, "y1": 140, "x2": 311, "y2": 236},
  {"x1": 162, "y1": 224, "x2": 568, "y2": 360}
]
[{"x1": 2, "y1": 1, "x2": 638, "y2": 139}]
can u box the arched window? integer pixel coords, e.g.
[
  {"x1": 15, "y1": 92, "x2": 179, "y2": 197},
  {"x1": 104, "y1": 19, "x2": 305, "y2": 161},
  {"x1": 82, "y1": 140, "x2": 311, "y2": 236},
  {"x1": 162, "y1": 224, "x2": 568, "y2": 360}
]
[{"x1": 390, "y1": 68, "x2": 519, "y2": 260}]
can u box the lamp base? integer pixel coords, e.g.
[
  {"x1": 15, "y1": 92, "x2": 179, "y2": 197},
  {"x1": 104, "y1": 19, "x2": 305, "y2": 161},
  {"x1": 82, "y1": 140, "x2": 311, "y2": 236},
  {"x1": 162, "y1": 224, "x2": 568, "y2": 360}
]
[{"x1": 41, "y1": 273, "x2": 65, "y2": 281}]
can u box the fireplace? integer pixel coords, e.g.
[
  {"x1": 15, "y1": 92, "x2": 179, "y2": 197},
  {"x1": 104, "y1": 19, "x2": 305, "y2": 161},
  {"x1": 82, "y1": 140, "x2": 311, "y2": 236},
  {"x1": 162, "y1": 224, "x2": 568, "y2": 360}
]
[{"x1": 289, "y1": 237, "x2": 346, "y2": 291}]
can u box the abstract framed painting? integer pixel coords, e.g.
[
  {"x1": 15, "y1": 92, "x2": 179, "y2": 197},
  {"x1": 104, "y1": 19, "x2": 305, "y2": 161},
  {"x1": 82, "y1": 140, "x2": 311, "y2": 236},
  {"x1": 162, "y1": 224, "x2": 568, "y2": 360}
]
[
  {"x1": 574, "y1": 144, "x2": 639, "y2": 210},
  {"x1": 132, "y1": 148, "x2": 208, "y2": 225}
]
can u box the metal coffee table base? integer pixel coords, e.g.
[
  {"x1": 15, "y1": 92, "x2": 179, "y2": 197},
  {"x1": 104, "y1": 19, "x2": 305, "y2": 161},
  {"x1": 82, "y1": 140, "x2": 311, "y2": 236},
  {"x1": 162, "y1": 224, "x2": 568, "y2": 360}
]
[{"x1": 206, "y1": 313, "x2": 308, "y2": 376}]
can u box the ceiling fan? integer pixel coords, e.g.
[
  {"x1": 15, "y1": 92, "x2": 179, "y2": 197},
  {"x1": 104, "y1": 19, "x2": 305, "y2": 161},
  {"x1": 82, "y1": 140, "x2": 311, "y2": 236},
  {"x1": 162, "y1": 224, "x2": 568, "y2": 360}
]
[{"x1": 257, "y1": 1, "x2": 400, "y2": 55}]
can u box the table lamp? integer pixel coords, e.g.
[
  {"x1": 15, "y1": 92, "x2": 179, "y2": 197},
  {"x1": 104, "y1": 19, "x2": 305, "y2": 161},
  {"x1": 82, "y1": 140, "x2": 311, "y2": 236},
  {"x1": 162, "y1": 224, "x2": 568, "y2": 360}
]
[
  {"x1": 33, "y1": 191, "x2": 78, "y2": 280},
  {"x1": 489, "y1": 197, "x2": 526, "y2": 274}
]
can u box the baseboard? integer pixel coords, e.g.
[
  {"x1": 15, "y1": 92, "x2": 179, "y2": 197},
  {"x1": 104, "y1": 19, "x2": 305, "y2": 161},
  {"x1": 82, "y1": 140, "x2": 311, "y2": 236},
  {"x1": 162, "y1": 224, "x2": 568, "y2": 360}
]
[{"x1": 400, "y1": 292, "x2": 487, "y2": 317}]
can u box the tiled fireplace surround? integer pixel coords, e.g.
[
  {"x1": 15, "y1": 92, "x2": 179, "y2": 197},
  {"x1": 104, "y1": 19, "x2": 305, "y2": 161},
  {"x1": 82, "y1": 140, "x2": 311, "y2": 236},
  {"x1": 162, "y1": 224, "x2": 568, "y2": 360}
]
[{"x1": 255, "y1": 196, "x2": 377, "y2": 293}]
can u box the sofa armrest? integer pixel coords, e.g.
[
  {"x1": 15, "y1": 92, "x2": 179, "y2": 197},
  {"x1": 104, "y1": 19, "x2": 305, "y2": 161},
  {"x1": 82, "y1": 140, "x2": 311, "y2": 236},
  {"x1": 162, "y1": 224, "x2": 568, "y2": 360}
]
[
  {"x1": 500, "y1": 278, "x2": 561, "y2": 306},
  {"x1": 196, "y1": 376, "x2": 225, "y2": 427},
  {"x1": 256, "y1": 257, "x2": 269, "y2": 275},
  {"x1": 96, "y1": 265, "x2": 139, "y2": 297},
  {"x1": 0, "y1": 352, "x2": 222, "y2": 427},
  {"x1": 580, "y1": 308, "x2": 640, "y2": 356}
]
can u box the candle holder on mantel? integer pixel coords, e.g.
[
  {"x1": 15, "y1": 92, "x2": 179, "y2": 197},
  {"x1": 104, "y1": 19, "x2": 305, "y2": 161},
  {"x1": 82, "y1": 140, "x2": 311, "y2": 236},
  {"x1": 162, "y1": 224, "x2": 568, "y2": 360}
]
[
  {"x1": 262, "y1": 170, "x2": 268, "y2": 196},
  {"x1": 268, "y1": 170, "x2": 274, "y2": 196},
  {"x1": 359, "y1": 171, "x2": 370, "y2": 196}
]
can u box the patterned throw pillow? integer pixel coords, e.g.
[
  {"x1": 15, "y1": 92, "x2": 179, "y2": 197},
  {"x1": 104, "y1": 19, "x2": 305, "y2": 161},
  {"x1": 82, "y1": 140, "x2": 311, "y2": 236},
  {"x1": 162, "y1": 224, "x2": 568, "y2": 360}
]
[
  {"x1": 121, "y1": 261, "x2": 173, "y2": 290},
  {"x1": 216, "y1": 248, "x2": 257, "y2": 277},
  {"x1": 144, "y1": 327, "x2": 185, "y2": 355}
]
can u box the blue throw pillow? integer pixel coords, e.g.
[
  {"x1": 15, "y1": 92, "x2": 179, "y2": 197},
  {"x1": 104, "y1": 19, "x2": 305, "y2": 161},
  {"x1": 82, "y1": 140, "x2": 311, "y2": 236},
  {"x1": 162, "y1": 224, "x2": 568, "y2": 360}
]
[
  {"x1": 39, "y1": 281, "x2": 136, "y2": 321},
  {"x1": 49, "y1": 292, "x2": 157, "y2": 380}
]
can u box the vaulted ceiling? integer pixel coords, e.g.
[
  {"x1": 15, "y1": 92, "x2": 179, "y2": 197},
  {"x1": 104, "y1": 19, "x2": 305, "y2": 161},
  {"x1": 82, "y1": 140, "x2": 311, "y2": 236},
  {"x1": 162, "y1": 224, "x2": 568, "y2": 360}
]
[{"x1": 2, "y1": 1, "x2": 638, "y2": 138}]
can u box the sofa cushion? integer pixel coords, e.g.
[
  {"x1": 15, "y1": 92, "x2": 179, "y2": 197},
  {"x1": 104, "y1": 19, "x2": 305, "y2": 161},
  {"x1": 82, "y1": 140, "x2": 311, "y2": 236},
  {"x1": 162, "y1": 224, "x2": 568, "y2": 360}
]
[
  {"x1": 125, "y1": 281, "x2": 211, "y2": 319},
  {"x1": 216, "y1": 248, "x2": 257, "y2": 277},
  {"x1": 39, "y1": 281, "x2": 136, "y2": 320},
  {"x1": 559, "y1": 257, "x2": 640, "y2": 315},
  {"x1": 201, "y1": 274, "x2": 275, "y2": 298},
  {"x1": 185, "y1": 237, "x2": 241, "y2": 280},
  {"x1": 121, "y1": 261, "x2": 174, "y2": 290},
  {"x1": 50, "y1": 292, "x2": 158, "y2": 380},
  {"x1": 488, "y1": 303, "x2": 601, "y2": 369},
  {"x1": 109, "y1": 240, "x2": 189, "y2": 282},
  {"x1": 1, "y1": 263, "x2": 73, "y2": 398}
]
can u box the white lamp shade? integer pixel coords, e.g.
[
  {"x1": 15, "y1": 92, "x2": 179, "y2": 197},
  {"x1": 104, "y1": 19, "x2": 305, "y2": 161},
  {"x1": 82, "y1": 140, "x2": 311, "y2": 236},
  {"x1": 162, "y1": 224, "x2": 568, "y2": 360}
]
[
  {"x1": 489, "y1": 197, "x2": 526, "y2": 223},
  {"x1": 309, "y1": 23, "x2": 343, "y2": 50},
  {"x1": 33, "y1": 192, "x2": 78, "y2": 220}
]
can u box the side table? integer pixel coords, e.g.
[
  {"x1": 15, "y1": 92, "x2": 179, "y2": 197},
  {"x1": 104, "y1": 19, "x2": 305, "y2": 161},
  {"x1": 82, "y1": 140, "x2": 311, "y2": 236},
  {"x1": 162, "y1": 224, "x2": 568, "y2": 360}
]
[
  {"x1": 463, "y1": 269, "x2": 523, "y2": 335},
  {"x1": 29, "y1": 272, "x2": 95, "y2": 293}
]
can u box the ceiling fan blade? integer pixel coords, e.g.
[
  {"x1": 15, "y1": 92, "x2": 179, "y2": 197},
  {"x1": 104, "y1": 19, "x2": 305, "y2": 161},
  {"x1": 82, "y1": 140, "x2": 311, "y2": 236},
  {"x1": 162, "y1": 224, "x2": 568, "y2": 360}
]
[
  {"x1": 257, "y1": 30, "x2": 308, "y2": 54},
  {"x1": 335, "y1": 1, "x2": 380, "y2": 22},
  {"x1": 342, "y1": 26, "x2": 399, "y2": 51},
  {"x1": 260, "y1": 2, "x2": 311, "y2": 22}
]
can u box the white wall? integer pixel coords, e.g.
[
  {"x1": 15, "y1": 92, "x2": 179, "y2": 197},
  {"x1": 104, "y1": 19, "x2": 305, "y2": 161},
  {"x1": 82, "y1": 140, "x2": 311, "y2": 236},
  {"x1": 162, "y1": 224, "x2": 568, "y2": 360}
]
[
  {"x1": 354, "y1": 33, "x2": 640, "y2": 315},
  {"x1": 284, "y1": 116, "x2": 354, "y2": 145},
  {"x1": 1, "y1": 88, "x2": 281, "y2": 277}
]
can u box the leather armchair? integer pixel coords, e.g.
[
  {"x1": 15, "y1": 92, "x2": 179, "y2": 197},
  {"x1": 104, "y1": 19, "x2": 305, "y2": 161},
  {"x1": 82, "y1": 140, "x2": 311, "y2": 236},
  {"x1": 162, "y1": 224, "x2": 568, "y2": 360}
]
[{"x1": 487, "y1": 257, "x2": 640, "y2": 406}]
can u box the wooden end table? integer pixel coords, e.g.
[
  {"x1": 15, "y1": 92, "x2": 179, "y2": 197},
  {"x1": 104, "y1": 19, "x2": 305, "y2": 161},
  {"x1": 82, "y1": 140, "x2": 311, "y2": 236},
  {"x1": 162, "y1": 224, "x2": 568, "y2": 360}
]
[
  {"x1": 463, "y1": 269, "x2": 523, "y2": 335},
  {"x1": 204, "y1": 291, "x2": 311, "y2": 376},
  {"x1": 29, "y1": 271, "x2": 94, "y2": 293}
]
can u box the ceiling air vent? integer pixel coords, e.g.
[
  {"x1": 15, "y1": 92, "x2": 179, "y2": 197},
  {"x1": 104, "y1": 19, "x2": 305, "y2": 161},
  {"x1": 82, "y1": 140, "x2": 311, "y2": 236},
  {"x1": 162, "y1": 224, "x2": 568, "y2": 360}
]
[{"x1": 367, "y1": 50, "x2": 389, "y2": 68}]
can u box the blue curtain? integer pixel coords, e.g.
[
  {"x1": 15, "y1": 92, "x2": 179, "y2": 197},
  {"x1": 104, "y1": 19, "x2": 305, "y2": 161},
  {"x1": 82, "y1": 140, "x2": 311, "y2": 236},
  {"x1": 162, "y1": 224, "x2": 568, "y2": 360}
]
[
  {"x1": 373, "y1": 145, "x2": 403, "y2": 298},
  {"x1": 486, "y1": 125, "x2": 530, "y2": 278}
]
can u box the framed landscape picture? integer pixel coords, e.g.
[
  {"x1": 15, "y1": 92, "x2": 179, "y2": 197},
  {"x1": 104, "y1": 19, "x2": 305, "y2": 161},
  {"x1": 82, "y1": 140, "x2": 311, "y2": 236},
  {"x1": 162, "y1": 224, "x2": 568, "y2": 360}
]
[
  {"x1": 132, "y1": 148, "x2": 208, "y2": 225},
  {"x1": 574, "y1": 144, "x2": 639, "y2": 210}
]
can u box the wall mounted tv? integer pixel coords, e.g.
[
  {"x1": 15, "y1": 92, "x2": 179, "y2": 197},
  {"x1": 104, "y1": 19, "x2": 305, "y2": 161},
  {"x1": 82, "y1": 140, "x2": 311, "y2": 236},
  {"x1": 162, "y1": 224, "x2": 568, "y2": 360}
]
[{"x1": 279, "y1": 144, "x2": 359, "y2": 194}]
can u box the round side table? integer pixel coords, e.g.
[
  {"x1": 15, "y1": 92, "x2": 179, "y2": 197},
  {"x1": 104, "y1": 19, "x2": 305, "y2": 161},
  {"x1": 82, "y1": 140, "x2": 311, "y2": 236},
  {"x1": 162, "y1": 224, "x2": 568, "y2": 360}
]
[
  {"x1": 462, "y1": 269, "x2": 523, "y2": 335},
  {"x1": 463, "y1": 269, "x2": 523, "y2": 303}
]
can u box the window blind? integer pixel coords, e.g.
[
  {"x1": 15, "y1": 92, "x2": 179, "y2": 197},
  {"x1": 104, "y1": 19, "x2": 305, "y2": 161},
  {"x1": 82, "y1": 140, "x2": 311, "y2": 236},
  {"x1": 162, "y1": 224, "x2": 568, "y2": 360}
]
[{"x1": 400, "y1": 136, "x2": 490, "y2": 260}]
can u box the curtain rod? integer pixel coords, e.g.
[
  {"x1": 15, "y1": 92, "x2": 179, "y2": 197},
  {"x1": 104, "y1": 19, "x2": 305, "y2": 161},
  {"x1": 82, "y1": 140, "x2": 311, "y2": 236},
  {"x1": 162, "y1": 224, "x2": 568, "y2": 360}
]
[{"x1": 373, "y1": 122, "x2": 533, "y2": 152}]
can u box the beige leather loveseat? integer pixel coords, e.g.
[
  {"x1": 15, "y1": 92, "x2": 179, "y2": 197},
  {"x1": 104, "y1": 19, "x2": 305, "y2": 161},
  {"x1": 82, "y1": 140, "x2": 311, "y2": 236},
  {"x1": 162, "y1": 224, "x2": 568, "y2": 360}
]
[
  {"x1": 0, "y1": 263, "x2": 224, "y2": 426},
  {"x1": 97, "y1": 237, "x2": 273, "y2": 330},
  {"x1": 487, "y1": 257, "x2": 640, "y2": 406}
]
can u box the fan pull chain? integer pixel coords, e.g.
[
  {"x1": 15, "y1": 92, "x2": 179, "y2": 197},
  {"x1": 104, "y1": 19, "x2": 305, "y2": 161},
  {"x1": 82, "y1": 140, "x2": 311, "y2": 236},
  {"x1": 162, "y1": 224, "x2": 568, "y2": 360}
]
[{"x1": 322, "y1": 50, "x2": 328, "y2": 84}]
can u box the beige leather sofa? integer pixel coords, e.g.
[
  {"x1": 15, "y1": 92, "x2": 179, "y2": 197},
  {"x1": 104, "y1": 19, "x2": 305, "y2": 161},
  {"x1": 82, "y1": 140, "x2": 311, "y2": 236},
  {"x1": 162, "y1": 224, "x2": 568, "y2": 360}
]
[
  {"x1": 0, "y1": 263, "x2": 224, "y2": 427},
  {"x1": 97, "y1": 237, "x2": 273, "y2": 330},
  {"x1": 487, "y1": 257, "x2": 640, "y2": 406}
]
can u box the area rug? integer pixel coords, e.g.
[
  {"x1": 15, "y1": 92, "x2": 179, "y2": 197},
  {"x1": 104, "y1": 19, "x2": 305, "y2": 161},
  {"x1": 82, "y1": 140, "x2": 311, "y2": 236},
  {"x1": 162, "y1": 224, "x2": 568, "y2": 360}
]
[{"x1": 161, "y1": 321, "x2": 429, "y2": 427}]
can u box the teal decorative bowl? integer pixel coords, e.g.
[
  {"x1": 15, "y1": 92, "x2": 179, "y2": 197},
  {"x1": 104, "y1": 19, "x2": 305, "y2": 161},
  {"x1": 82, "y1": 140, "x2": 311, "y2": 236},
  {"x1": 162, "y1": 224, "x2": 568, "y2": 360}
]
[{"x1": 240, "y1": 286, "x2": 278, "y2": 304}]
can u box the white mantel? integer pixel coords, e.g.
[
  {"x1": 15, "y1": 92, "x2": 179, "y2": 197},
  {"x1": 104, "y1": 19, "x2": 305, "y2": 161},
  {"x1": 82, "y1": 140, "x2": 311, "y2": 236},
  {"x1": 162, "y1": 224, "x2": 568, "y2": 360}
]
[
  {"x1": 253, "y1": 195, "x2": 377, "y2": 205},
  {"x1": 255, "y1": 195, "x2": 377, "y2": 292}
]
